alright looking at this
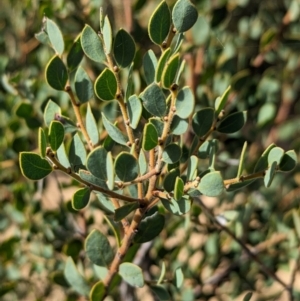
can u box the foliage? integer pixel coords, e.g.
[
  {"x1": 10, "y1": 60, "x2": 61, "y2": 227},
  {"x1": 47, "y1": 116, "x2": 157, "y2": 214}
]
[{"x1": 1, "y1": 0, "x2": 300, "y2": 300}]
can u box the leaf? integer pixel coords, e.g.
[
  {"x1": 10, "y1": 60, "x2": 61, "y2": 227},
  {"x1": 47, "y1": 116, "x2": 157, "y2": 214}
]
[
  {"x1": 268, "y1": 146, "x2": 284, "y2": 166},
  {"x1": 114, "y1": 202, "x2": 139, "y2": 221},
  {"x1": 113, "y1": 29, "x2": 136, "y2": 68},
  {"x1": 103, "y1": 16, "x2": 112, "y2": 54},
  {"x1": 114, "y1": 152, "x2": 139, "y2": 182},
  {"x1": 94, "y1": 68, "x2": 117, "y2": 101},
  {"x1": 72, "y1": 187, "x2": 90, "y2": 210},
  {"x1": 161, "y1": 53, "x2": 180, "y2": 88},
  {"x1": 127, "y1": 95, "x2": 142, "y2": 129},
  {"x1": 150, "y1": 285, "x2": 171, "y2": 300},
  {"x1": 139, "y1": 150, "x2": 147, "y2": 175},
  {"x1": 264, "y1": 161, "x2": 277, "y2": 187},
  {"x1": 142, "y1": 123, "x2": 158, "y2": 151},
  {"x1": 86, "y1": 146, "x2": 107, "y2": 181},
  {"x1": 173, "y1": 267, "x2": 184, "y2": 288},
  {"x1": 57, "y1": 143, "x2": 71, "y2": 168},
  {"x1": 134, "y1": 212, "x2": 165, "y2": 243},
  {"x1": 215, "y1": 85, "x2": 231, "y2": 117},
  {"x1": 156, "y1": 48, "x2": 171, "y2": 82},
  {"x1": 67, "y1": 35, "x2": 84, "y2": 70},
  {"x1": 90, "y1": 281, "x2": 106, "y2": 301},
  {"x1": 19, "y1": 152, "x2": 52, "y2": 181},
  {"x1": 279, "y1": 150, "x2": 297, "y2": 172},
  {"x1": 226, "y1": 179, "x2": 254, "y2": 192},
  {"x1": 81, "y1": 24, "x2": 106, "y2": 63},
  {"x1": 148, "y1": 1, "x2": 171, "y2": 45},
  {"x1": 68, "y1": 133, "x2": 87, "y2": 172},
  {"x1": 15, "y1": 101, "x2": 33, "y2": 118},
  {"x1": 64, "y1": 257, "x2": 89, "y2": 296},
  {"x1": 86, "y1": 103, "x2": 99, "y2": 146},
  {"x1": 243, "y1": 292, "x2": 253, "y2": 301},
  {"x1": 254, "y1": 144, "x2": 276, "y2": 172},
  {"x1": 150, "y1": 117, "x2": 164, "y2": 137},
  {"x1": 45, "y1": 18, "x2": 64, "y2": 55},
  {"x1": 163, "y1": 168, "x2": 180, "y2": 192},
  {"x1": 160, "y1": 196, "x2": 191, "y2": 215},
  {"x1": 170, "y1": 115, "x2": 188, "y2": 135},
  {"x1": 198, "y1": 171, "x2": 224, "y2": 197},
  {"x1": 192, "y1": 108, "x2": 215, "y2": 137},
  {"x1": 102, "y1": 113, "x2": 128, "y2": 146},
  {"x1": 44, "y1": 99, "x2": 61, "y2": 127},
  {"x1": 125, "y1": 63, "x2": 134, "y2": 101},
  {"x1": 143, "y1": 49, "x2": 157, "y2": 85},
  {"x1": 237, "y1": 141, "x2": 247, "y2": 178},
  {"x1": 172, "y1": 0, "x2": 198, "y2": 33},
  {"x1": 187, "y1": 155, "x2": 198, "y2": 181},
  {"x1": 106, "y1": 152, "x2": 115, "y2": 190},
  {"x1": 217, "y1": 111, "x2": 247, "y2": 134},
  {"x1": 75, "y1": 66, "x2": 94, "y2": 103},
  {"x1": 38, "y1": 128, "x2": 47, "y2": 158},
  {"x1": 174, "y1": 177, "x2": 184, "y2": 201},
  {"x1": 96, "y1": 193, "x2": 115, "y2": 214},
  {"x1": 140, "y1": 83, "x2": 166, "y2": 117},
  {"x1": 162, "y1": 143, "x2": 182, "y2": 164},
  {"x1": 45, "y1": 55, "x2": 68, "y2": 91},
  {"x1": 176, "y1": 86, "x2": 194, "y2": 119},
  {"x1": 157, "y1": 262, "x2": 166, "y2": 285},
  {"x1": 119, "y1": 263, "x2": 144, "y2": 287},
  {"x1": 48, "y1": 120, "x2": 64, "y2": 151},
  {"x1": 257, "y1": 103, "x2": 276, "y2": 127},
  {"x1": 85, "y1": 229, "x2": 114, "y2": 267}
]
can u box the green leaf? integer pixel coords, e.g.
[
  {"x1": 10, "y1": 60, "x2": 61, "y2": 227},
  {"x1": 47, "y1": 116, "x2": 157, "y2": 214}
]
[
  {"x1": 90, "y1": 281, "x2": 106, "y2": 301},
  {"x1": 114, "y1": 202, "x2": 139, "y2": 221},
  {"x1": 174, "y1": 177, "x2": 184, "y2": 201},
  {"x1": 172, "y1": 0, "x2": 198, "y2": 33},
  {"x1": 67, "y1": 35, "x2": 84, "y2": 70},
  {"x1": 102, "y1": 113, "x2": 128, "y2": 146},
  {"x1": 35, "y1": 31, "x2": 50, "y2": 46},
  {"x1": 134, "y1": 212, "x2": 165, "y2": 243},
  {"x1": 268, "y1": 146, "x2": 284, "y2": 166},
  {"x1": 243, "y1": 292, "x2": 253, "y2": 301},
  {"x1": 170, "y1": 115, "x2": 188, "y2": 135},
  {"x1": 94, "y1": 68, "x2": 117, "y2": 101},
  {"x1": 192, "y1": 108, "x2": 215, "y2": 137},
  {"x1": 127, "y1": 95, "x2": 142, "y2": 129},
  {"x1": 142, "y1": 123, "x2": 158, "y2": 151},
  {"x1": 44, "y1": 100, "x2": 61, "y2": 127},
  {"x1": 139, "y1": 150, "x2": 147, "y2": 175},
  {"x1": 148, "y1": 1, "x2": 171, "y2": 45},
  {"x1": 113, "y1": 29, "x2": 136, "y2": 68},
  {"x1": 46, "y1": 18, "x2": 64, "y2": 55},
  {"x1": 79, "y1": 170, "x2": 108, "y2": 189},
  {"x1": 173, "y1": 267, "x2": 184, "y2": 288},
  {"x1": 237, "y1": 141, "x2": 247, "y2": 178},
  {"x1": 64, "y1": 257, "x2": 89, "y2": 296},
  {"x1": 45, "y1": 55, "x2": 68, "y2": 91},
  {"x1": 119, "y1": 262, "x2": 144, "y2": 287},
  {"x1": 155, "y1": 48, "x2": 171, "y2": 82},
  {"x1": 150, "y1": 117, "x2": 164, "y2": 137},
  {"x1": 38, "y1": 128, "x2": 47, "y2": 158},
  {"x1": 254, "y1": 144, "x2": 276, "y2": 172},
  {"x1": 85, "y1": 229, "x2": 114, "y2": 267},
  {"x1": 48, "y1": 120, "x2": 64, "y2": 151},
  {"x1": 157, "y1": 262, "x2": 166, "y2": 285},
  {"x1": 226, "y1": 179, "x2": 254, "y2": 192},
  {"x1": 75, "y1": 66, "x2": 94, "y2": 103},
  {"x1": 69, "y1": 133, "x2": 87, "y2": 172},
  {"x1": 103, "y1": 16, "x2": 112, "y2": 54},
  {"x1": 279, "y1": 150, "x2": 297, "y2": 172},
  {"x1": 151, "y1": 285, "x2": 170, "y2": 300},
  {"x1": 81, "y1": 24, "x2": 106, "y2": 63},
  {"x1": 187, "y1": 155, "x2": 198, "y2": 181},
  {"x1": 162, "y1": 53, "x2": 180, "y2": 88},
  {"x1": 140, "y1": 83, "x2": 166, "y2": 117},
  {"x1": 198, "y1": 171, "x2": 224, "y2": 197},
  {"x1": 106, "y1": 152, "x2": 115, "y2": 190},
  {"x1": 264, "y1": 161, "x2": 277, "y2": 187},
  {"x1": 114, "y1": 152, "x2": 139, "y2": 182},
  {"x1": 163, "y1": 168, "x2": 180, "y2": 192},
  {"x1": 215, "y1": 85, "x2": 231, "y2": 117},
  {"x1": 86, "y1": 103, "x2": 99, "y2": 146},
  {"x1": 162, "y1": 143, "x2": 182, "y2": 164},
  {"x1": 160, "y1": 196, "x2": 191, "y2": 215},
  {"x1": 57, "y1": 143, "x2": 71, "y2": 168},
  {"x1": 125, "y1": 63, "x2": 134, "y2": 101},
  {"x1": 217, "y1": 111, "x2": 247, "y2": 134},
  {"x1": 96, "y1": 193, "x2": 115, "y2": 214},
  {"x1": 72, "y1": 187, "x2": 90, "y2": 210},
  {"x1": 175, "y1": 86, "x2": 194, "y2": 119},
  {"x1": 143, "y1": 50, "x2": 157, "y2": 85},
  {"x1": 15, "y1": 101, "x2": 33, "y2": 118},
  {"x1": 19, "y1": 152, "x2": 52, "y2": 181},
  {"x1": 86, "y1": 146, "x2": 107, "y2": 181},
  {"x1": 257, "y1": 103, "x2": 276, "y2": 127}
]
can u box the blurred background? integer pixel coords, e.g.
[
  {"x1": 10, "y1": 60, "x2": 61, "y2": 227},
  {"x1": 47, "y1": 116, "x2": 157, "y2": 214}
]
[{"x1": 1, "y1": 0, "x2": 300, "y2": 300}]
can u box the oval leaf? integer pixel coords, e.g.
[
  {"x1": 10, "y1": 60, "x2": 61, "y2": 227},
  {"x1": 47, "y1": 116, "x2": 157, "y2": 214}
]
[
  {"x1": 86, "y1": 146, "x2": 107, "y2": 181},
  {"x1": 68, "y1": 133, "x2": 87, "y2": 172},
  {"x1": 114, "y1": 202, "x2": 139, "y2": 221},
  {"x1": 94, "y1": 68, "x2": 117, "y2": 101},
  {"x1": 86, "y1": 103, "x2": 99, "y2": 146},
  {"x1": 217, "y1": 111, "x2": 247, "y2": 134},
  {"x1": 192, "y1": 108, "x2": 215, "y2": 137},
  {"x1": 162, "y1": 143, "x2": 182, "y2": 164},
  {"x1": 143, "y1": 49, "x2": 157, "y2": 85},
  {"x1": 127, "y1": 95, "x2": 142, "y2": 129},
  {"x1": 38, "y1": 128, "x2": 47, "y2": 158},
  {"x1": 268, "y1": 146, "x2": 284, "y2": 165},
  {"x1": 142, "y1": 123, "x2": 158, "y2": 151},
  {"x1": 72, "y1": 187, "x2": 90, "y2": 210},
  {"x1": 198, "y1": 171, "x2": 224, "y2": 197},
  {"x1": 279, "y1": 150, "x2": 297, "y2": 172},
  {"x1": 44, "y1": 99, "x2": 61, "y2": 127},
  {"x1": 103, "y1": 16, "x2": 113, "y2": 54},
  {"x1": 162, "y1": 53, "x2": 180, "y2": 88},
  {"x1": 49, "y1": 120, "x2": 64, "y2": 151},
  {"x1": 19, "y1": 152, "x2": 52, "y2": 180},
  {"x1": 90, "y1": 281, "x2": 106, "y2": 301},
  {"x1": 85, "y1": 229, "x2": 114, "y2": 267},
  {"x1": 119, "y1": 263, "x2": 144, "y2": 287},
  {"x1": 75, "y1": 66, "x2": 94, "y2": 103},
  {"x1": 148, "y1": 1, "x2": 171, "y2": 45},
  {"x1": 67, "y1": 35, "x2": 84, "y2": 70},
  {"x1": 176, "y1": 86, "x2": 194, "y2": 119},
  {"x1": 114, "y1": 152, "x2": 139, "y2": 182},
  {"x1": 45, "y1": 55, "x2": 68, "y2": 91},
  {"x1": 163, "y1": 168, "x2": 180, "y2": 192},
  {"x1": 174, "y1": 176, "x2": 184, "y2": 201},
  {"x1": 160, "y1": 196, "x2": 191, "y2": 215},
  {"x1": 113, "y1": 29, "x2": 136, "y2": 68},
  {"x1": 46, "y1": 18, "x2": 64, "y2": 55}
]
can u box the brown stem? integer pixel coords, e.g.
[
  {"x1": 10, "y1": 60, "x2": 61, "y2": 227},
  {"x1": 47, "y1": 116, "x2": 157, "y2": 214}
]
[{"x1": 224, "y1": 171, "x2": 266, "y2": 186}]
